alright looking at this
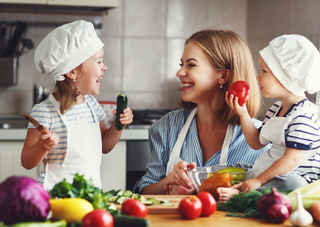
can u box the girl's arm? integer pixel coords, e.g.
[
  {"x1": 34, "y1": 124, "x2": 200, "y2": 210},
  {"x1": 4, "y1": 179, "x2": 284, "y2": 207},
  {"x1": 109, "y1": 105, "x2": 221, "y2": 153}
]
[
  {"x1": 21, "y1": 128, "x2": 59, "y2": 170},
  {"x1": 101, "y1": 107, "x2": 133, "y2": 154}
]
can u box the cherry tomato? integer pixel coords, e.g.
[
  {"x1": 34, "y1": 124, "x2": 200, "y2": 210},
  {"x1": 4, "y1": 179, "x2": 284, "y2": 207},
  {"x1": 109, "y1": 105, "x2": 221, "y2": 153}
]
[
  {"x1": 82, "y1": 209, "x2": 114, "y2": 227},
  {"x1": 196, "y1": 191, "x2": 217, "y2": 217},
  {"x1": 121, "y1": 199, "x2": 148, "y2": 218},
  {"x1": 228, "y1": 81, "x2": 250, "y2": 106},
  {"x1": 178, "y1": 196, "x2": 202, "y2": 219}
]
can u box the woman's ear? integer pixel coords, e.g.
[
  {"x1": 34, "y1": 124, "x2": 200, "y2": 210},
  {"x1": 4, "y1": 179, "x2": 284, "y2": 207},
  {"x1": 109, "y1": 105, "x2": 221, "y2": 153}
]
[{"x1": 220, "y1": 69, "x2": 231, "y2": 84}]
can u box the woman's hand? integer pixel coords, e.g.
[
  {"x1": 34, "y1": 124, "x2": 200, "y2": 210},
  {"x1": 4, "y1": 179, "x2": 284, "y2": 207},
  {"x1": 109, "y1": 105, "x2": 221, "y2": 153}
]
[
  {"x1": 164, "y1": 184, "x2": 196, "y2": 195},
  {"x1": 113, "y1": 107, "x2": 133, "y2": 126},
  {"x1": 168, "y1": 161, "x2": 196, "y2": 189},
  {"x1": 225, "y1": 92, "x2": 248, "y2": 117}
]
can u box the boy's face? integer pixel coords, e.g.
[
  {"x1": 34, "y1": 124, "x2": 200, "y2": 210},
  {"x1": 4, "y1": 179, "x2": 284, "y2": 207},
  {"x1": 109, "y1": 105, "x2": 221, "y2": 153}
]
[
  {"x1": 74, "y1": 48, "x2": 107, "y2": 97},
  {"x1": 257, "y1": 56, "x2": 288, "y2": 99}
]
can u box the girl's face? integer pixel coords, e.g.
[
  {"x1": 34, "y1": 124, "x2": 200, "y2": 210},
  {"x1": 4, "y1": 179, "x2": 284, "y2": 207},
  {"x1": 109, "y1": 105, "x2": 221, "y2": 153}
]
[
  {"x1": 74, "y1": 48, "x2": 107, "y2": 97},
  {"x1": 176, "y1": 41, "x2": 221, "y2": 106},
  {"x1": 257, "y1": 56, "x2": 287, "y2": 98}
]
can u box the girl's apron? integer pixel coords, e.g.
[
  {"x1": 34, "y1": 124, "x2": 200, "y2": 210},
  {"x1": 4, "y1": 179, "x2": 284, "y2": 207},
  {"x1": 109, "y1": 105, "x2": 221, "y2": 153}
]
[
  {"x1": 43, "y1": 94, "x2": 102, "y2": 191},
  {"x1": 165, "y1": 108, "x2": 234, "y2": 176},
  {"x1": 251, "y1": 116, "x2": 316, "y2": 178}
]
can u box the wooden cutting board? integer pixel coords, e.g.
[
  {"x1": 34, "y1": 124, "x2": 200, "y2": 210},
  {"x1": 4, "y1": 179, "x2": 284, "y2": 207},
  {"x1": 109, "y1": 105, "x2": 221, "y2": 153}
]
[{"x1": 113, "y1": 195, "x2": 186, "y2": 214}]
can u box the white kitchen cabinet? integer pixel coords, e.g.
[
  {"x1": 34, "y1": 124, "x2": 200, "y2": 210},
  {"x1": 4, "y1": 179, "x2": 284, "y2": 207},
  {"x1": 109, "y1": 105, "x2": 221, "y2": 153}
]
[
  {"x1": 101, "y1": 141, "x2": 126, "y2": 191},
  {"x1": 0, "y1": 141, "x2": 41, "y2": 182},
  {"x1": 0, "y1": 140, "x2": 126, "y2": 191}
]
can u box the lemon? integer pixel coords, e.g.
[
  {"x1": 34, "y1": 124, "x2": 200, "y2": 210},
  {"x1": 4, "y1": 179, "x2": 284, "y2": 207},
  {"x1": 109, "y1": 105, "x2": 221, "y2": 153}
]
[
  {"x1": 50, "y1": 198, "x2": 94, "y2": 223},
  {"x1": 215, "y1": 167, "x2": 247, "y2": 181}
]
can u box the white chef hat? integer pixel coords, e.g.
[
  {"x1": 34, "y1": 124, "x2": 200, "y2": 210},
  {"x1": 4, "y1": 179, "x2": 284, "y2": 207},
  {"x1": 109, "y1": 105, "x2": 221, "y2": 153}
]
[
  {"x1": 259, "y1": 34, "x2": 320, "y2": 96},
  {"x1": 34, "y1": 20, "x2": 104, "y2": 82}
]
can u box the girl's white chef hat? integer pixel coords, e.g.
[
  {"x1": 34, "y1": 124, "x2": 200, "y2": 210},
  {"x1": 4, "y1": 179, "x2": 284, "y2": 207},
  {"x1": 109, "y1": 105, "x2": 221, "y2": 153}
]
[
  {"x1": 259, "y1": 34, "x2": 320, "y2": 96},
  {"x1": 34, "y1": 20, "x2": 104, "y2": 82}
]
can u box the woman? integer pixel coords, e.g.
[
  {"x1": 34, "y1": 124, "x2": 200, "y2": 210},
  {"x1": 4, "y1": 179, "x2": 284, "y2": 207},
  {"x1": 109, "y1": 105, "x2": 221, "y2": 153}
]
[{"x1": 138, "y1": 29, "x2": 269, "y2": 195}]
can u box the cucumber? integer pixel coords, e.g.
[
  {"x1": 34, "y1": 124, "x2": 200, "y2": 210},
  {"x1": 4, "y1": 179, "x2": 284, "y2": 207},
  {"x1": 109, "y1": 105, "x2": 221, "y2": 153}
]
[
  {"x1": 114, "y1": 215, "x2": 151, "y2": 227},
  {"x1": 115, "y1": 93, "x2": 128, "y2": 131},
  {"x1": 123, "y1": 190, "x2": 133, "y2": 197}
]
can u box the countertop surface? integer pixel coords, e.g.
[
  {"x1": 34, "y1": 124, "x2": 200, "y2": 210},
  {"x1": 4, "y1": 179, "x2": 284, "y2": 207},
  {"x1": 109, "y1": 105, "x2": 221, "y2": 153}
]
[
  {"x1": 0, "y1": 128, "x2": 149, "y2": 141},
  {"x1": 146, "y1": 211, "x2": 320, "y2": 227}
]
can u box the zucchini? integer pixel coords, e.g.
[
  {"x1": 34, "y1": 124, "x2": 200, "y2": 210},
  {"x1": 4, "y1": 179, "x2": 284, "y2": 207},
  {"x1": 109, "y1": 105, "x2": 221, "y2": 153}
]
[
  {"x1": 116, "y1": 196, "x2": 127, "y2": 205},
  {"x1": 115, "y1": 93, "x2": 128, "y2": 131},
  {"x1": 114, "y1": 215, "x2": 151, "y2": 227}
]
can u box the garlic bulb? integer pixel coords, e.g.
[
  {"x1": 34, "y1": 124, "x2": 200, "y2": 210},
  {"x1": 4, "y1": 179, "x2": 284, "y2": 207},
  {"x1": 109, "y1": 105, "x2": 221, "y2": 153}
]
[{"x1": 289, "y1": 190, "x2": 313, "y2": 226}]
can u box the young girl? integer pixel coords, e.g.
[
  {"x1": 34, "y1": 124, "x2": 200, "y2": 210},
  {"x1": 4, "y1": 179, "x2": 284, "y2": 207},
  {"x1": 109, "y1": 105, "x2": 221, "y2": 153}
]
[
  {"x1": 218, "y1": 34, "x2": 320, "y2": 202},
  {"x1": 21, "y1": 20, "x2": 133, "y2": 191}
]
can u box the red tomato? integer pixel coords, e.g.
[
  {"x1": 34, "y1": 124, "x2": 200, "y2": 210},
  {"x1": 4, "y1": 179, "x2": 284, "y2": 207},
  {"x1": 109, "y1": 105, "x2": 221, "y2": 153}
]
[
  {"x1": 178, "y1": 196, "x2": 203, "y2": 219},
  {"x1": 228, "y1": 81, "x2": 250, "y2": 106},
  {"x1": 82, "y1": 209, "x2": 114, "y2": 227},
  {"x1": 196, "y1": 191, "x2": 217, "y2": 217},
  {"x1": 121, "y1": 199, "x2": 148, "y2": 218}
]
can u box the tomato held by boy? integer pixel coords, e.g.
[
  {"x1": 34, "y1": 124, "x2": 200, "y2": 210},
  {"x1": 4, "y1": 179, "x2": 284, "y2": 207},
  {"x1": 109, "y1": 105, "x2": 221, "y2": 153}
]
[
  {"x1": 228, "y1": 81, "x2": 250, "y2": 106},
  {"x1": 196, "y1": 191, "x2": 217, "y2": 217},
  {"x1": 178, "y1": 196, "x2": 202, "y2": 219}
]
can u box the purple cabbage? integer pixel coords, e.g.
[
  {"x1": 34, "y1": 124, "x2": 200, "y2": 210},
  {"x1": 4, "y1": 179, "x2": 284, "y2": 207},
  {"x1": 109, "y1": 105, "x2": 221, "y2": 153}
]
[{"x1": 0, "y1": 176, "x2": 51, "y2": 225}]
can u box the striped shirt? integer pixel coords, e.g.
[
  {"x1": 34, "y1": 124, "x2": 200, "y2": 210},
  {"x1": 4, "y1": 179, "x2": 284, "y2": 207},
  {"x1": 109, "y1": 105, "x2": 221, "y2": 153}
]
[
  {"x1": 28, "y1": 95, "x2": 106, "y2": 184},
  {"x1": 262, "y1": 99, "x2": 320, "y2": 182},
  {"x1": 139, "y1": 108, "x2": 270, "y2": 193}
]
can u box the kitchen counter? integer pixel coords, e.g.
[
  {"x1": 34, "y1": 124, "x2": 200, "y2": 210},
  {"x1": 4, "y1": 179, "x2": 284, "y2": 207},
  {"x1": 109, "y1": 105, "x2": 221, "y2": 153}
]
[
  {"x1": 0, "y1": 128, "x2": 149, "y2": 141},
  {"x1": 146, "y1": 211, "x2": 320, "y2": 227}
]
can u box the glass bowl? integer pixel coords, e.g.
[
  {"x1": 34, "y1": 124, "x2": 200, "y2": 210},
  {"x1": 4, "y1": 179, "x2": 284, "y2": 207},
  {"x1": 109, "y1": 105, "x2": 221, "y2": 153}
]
[{"x1": 187, "y1": 166, "x2": 252, "y2": 193}]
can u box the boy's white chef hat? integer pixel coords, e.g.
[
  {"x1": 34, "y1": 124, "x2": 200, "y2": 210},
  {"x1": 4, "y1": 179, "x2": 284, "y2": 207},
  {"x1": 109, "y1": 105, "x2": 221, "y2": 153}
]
[
  {"x1": 34, "y1": 20, "x2": 104, "y2": 82},
  {"x1": 259, "y1": 34, "x2": 320, "y2": 96}
]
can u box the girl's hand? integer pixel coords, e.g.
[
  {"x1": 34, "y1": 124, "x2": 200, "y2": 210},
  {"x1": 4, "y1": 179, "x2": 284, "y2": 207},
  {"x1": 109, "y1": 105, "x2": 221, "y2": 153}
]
[
  {"x1": 113, "y1": 107, "x2": 133, "y2": 126},
  {"x1": 38, "y1": 130, "x2": 59, "y2": 151},
  {"x1": 232, "y1": 178, "x2": 262, "y2": 193},
  {"x1": 168, "y1": 161, "x2": 196, "y2": 189},
  {"x1": 225, "y1": 91, "x2": 249, "y2": 117}
]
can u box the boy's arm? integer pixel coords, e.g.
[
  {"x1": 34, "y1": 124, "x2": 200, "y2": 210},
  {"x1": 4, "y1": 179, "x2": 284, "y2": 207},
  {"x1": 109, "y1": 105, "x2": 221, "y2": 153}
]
[
  {"x1": 257, "y1": 147, "x2": 303, "y2": 185},
  {"x1": 225, "y1": 92, "x2": 264, "y2": 150},
  {"x1": 234, "y1": 147, "x2": 304, "y2": 192},
  {"x1": 239, "y1": 113, "x2": 264, "y2": 150},
  {"x1": 21, "y1": 128, "x2": 59, "y2": 170}
]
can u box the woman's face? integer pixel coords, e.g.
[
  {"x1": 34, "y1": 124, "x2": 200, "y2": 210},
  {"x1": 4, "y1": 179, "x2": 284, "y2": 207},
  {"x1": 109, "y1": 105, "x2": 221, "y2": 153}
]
[
  {"x1": 74, "y1": 48, "x2": 107, "y2": 97},
  {"x1": 176, "y1": 41, "x2": 221, "y2": 105},
  {"x1": 257, "y1": 56, "x2": 287, "y2": 98}
]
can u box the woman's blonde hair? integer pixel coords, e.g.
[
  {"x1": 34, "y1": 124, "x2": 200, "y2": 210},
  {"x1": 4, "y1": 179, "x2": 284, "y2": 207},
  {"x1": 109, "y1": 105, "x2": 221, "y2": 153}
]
[{"x1": 179, "y1": 29, "x2": 261, "y2": 125}]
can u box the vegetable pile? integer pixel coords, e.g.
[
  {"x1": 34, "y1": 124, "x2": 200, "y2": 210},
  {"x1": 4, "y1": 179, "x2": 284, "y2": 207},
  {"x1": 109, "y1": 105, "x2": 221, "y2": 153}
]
[{"x1": 0, "y1": 176, "x2": 51, "y2": 225}]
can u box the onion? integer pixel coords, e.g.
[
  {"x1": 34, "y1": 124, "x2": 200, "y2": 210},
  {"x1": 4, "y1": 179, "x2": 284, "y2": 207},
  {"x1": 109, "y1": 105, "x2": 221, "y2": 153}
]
[
  {"x1": 257, "y1": 188, "x2": 292, "y2": 219},
  {"x1": 268, "y1": 204, "x2": 290, "y2": 223}
]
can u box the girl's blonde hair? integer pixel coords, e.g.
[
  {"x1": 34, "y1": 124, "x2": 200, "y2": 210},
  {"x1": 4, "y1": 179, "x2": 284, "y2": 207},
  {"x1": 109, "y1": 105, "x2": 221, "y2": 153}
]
[{"x1": 179, "y1": 29, "x2": 261, "y2": 125}]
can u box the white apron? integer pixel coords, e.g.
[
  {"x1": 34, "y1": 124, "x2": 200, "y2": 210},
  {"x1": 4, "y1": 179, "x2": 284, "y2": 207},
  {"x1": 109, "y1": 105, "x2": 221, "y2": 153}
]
[
  {"x1": 165, "y1": 108, "x2": 235, "y2": 176},
  {"x1": 250, "y1": 116, "x2": 317, "y2": 178},
  {"x1": 43, "y1": 95, "x2": 102, "y2": 191}
]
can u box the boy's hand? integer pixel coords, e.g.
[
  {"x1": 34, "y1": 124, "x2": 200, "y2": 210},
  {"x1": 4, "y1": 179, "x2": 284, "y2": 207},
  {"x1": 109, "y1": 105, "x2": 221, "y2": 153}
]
[
  {"x1": 232, "y1": 178, "x2": 262, "y2": 193},
  {"x1": 38, "y1": 130, "x2": 59, "y2": 151},
  {"x1": 225, "y1": 91, "x2": 249, "y2": 117},
  {"x1": 113, "y1": 107, "x2": 133, "y2": 126}
]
